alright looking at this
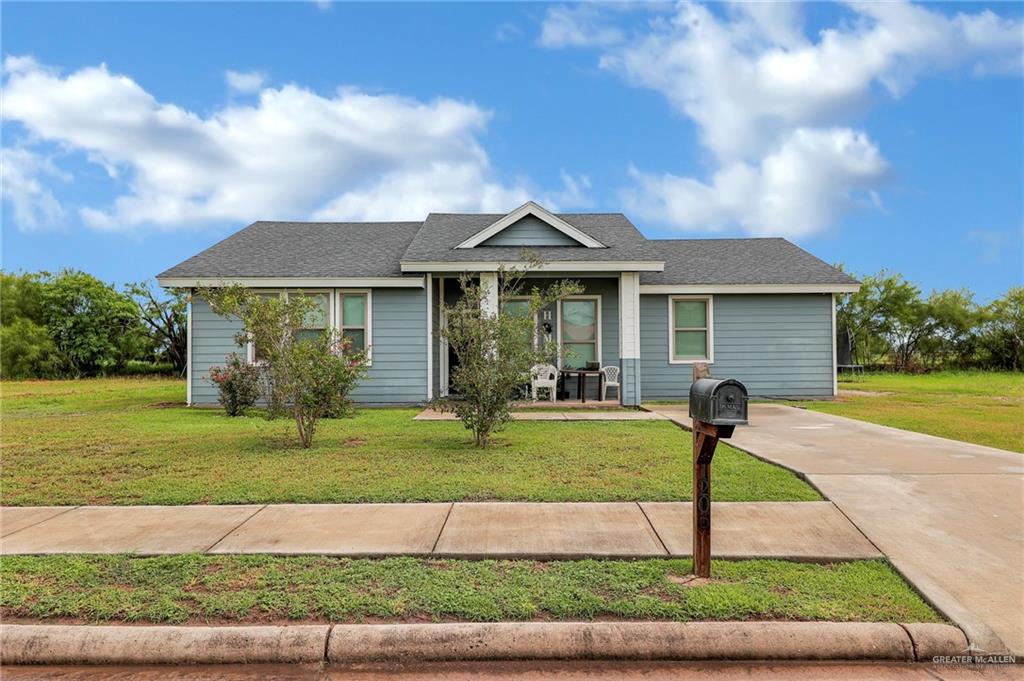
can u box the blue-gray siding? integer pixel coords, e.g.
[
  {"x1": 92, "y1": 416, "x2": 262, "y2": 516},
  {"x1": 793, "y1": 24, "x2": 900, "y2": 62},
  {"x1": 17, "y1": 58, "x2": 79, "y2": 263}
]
[
  {"x1": 639, "y1": 293, "x2": 834, "y2": 399},
  {"x1": 480, "y1": 216, "x2": 581, "y2": 247},
  {"x1": 190, "y1": 288, "x2": 428, "y2": 406}
]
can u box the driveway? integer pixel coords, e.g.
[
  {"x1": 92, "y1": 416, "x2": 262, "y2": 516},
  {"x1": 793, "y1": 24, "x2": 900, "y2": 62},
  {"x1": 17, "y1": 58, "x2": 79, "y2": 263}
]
[{"x1": 650, "y1": 403, "x2": 1024, "y2": 656}]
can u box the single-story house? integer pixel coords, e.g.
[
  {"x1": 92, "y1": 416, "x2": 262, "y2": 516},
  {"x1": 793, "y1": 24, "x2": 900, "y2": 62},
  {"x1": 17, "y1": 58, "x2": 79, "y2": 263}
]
[{"x1": 157, "y1": 201, "x2": 860, "y2": 406}]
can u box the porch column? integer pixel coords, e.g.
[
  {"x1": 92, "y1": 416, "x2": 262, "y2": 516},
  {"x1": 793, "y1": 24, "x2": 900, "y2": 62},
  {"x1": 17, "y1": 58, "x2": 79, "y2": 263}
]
[
  {"x1": 480, "y1": 271, "x2": 498, "y2": 318},
  {"x1": 619, "y1": 272, "x2": 642, "y2": 406}
]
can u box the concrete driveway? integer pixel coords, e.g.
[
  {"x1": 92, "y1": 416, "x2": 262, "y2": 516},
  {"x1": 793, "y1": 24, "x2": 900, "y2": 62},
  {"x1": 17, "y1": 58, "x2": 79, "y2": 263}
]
[{"x1": 650, "y1": 403, "x2": 1024, "y2": 657}]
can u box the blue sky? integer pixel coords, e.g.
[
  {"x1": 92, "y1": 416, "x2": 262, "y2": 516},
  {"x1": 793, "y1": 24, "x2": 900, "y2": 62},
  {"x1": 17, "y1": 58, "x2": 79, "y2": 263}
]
[{"x1": 2, "y1": 1, "x2": 1022, "y2": 301}]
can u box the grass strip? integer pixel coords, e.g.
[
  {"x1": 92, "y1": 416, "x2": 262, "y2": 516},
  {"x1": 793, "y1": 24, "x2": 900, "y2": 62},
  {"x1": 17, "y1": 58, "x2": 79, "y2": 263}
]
[{"x1": 1, "y1": 555, "x2": 941, "y2": 625}]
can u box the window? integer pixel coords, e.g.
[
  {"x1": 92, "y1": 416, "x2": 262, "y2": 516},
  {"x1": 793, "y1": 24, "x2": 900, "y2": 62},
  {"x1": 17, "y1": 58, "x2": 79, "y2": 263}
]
[
  {"x1": 293, "y1": 292, "x2": 330, "y2": 345},
  {"x1": 501, "y1": 298, "x2": 535, "y2": 351},
  {"x1": 559, "y1": 297, "x2": 600, "y2": 369},
  {"x1": 669, "y1": 296, "x2": 713, "y2": 363},
  {"x1": 337, "y1": 291, "x2": 370, "y2": 354}
]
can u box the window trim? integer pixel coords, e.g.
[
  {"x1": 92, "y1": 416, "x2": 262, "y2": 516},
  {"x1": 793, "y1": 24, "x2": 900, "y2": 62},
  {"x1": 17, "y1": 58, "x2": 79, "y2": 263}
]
[
  {"x1": 556, "y1": 294, "x2": 602, "y2": 370},
  {"x1": 668, "y1": 295, "x2": 714, "y2": 365},
  {"x1": 336, "y1": 288, "x2": 373, "y2": 365}
]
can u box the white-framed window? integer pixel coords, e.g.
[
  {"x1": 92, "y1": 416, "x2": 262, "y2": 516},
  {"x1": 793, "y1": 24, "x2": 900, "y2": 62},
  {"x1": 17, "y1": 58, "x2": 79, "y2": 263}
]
[
  {"x1": 337, "y1": 289, "x2": 372, "y2": 363},
  {"x1": 557, "y1": 295, "x2": 601, "y2": 369},
  {"x1": 668, "y1": 295, "x2": 713, "y2": 363}
]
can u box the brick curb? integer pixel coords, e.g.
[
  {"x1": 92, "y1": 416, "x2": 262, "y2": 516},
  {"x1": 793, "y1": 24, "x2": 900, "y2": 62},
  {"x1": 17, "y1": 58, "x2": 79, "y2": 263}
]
[{"x1": 1, "y1": 622, "x2": 967, "y2": 665}]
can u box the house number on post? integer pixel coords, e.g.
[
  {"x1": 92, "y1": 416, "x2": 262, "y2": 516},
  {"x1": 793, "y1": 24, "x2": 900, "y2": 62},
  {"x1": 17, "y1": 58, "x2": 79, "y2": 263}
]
[{"x1": 687, "y1": 364, "x2": 748, "y2": 579}]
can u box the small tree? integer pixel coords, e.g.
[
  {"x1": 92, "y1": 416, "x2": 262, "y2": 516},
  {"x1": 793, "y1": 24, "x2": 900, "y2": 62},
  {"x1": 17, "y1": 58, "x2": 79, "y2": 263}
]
[
  {"x1": 437, "y1": 261, "x2": 582, "y2": 446},
  {"x1": 288, "y1": 333, "x2": 368, "y2": 447}
]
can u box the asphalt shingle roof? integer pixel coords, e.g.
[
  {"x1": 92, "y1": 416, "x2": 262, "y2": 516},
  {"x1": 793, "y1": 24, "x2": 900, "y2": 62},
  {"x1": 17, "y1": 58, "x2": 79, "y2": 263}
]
[
  {"x1": 639, "y1": 238, "x2": 858, "y2": 285},
  {"x1": 157, "y1": 215, "x2": 856, "y2": 287},
  {"x1": 157, "y1": 221, "x2": 422, "y2": 279}
]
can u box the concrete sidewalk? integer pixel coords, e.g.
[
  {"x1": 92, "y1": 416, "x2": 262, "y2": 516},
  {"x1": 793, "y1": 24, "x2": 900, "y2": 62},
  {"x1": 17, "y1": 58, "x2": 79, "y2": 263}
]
[
  {"x1": 0, "y1": 501, "x2": 879, "y2": 561},
  {"x1": 414, "y1": 409, "x2": 667, "y2": 421},
  {"x1": 649, "y1": 403, "x2": 1024, "y2": 657}
]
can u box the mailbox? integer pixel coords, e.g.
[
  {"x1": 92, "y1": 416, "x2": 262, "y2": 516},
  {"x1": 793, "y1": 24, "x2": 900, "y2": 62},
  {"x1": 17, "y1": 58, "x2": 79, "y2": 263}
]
[{"x1": 689, "y1": 378, "x2": 748, "y2": 426}]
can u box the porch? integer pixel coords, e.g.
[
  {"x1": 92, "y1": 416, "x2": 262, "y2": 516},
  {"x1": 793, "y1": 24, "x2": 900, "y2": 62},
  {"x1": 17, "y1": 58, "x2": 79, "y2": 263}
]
[{"x1": 429, "y1": 272, "x2": 643, "y2": 406}]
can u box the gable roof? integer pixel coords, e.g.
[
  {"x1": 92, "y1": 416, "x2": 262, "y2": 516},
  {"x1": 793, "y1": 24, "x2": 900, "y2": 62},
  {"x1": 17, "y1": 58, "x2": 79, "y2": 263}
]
[
  {"x1": 639, "y1": 238, "x2": 858, "y2": 287},
  {"x1": 157, "y1": 220, "x2": 421, "y2": 280},
  {"x1": 455, "y1": 201, "x2": 606, "y2": 249},
  {"x1": 401, "y1": 212, "x2": 662, "y2": 270}
]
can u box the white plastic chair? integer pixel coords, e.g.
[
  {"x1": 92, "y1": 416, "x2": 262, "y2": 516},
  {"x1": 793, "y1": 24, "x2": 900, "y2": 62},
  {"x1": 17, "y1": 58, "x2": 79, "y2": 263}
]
[
  {"x1": 601, "y1": 365, "x2": 621, "y2": 402},
  {"x1": 531, "y1": 363, "x2": 558, "y2": 403}
]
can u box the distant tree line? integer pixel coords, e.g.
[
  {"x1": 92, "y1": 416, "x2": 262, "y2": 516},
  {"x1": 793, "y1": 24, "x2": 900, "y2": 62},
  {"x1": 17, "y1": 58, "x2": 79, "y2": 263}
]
[
  {"x1": 837, "y1": 269, "x2": 1022, "y2": 372},
  {"x1": 1, "y1": 270, "x2": 187, "y2": 379}
]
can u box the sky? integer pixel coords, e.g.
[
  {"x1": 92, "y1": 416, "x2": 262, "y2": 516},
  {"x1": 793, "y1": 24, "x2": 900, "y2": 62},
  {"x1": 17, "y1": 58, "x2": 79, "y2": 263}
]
[{"x1": 2, "y1": 1, "x2": 1022, "y2": 302}]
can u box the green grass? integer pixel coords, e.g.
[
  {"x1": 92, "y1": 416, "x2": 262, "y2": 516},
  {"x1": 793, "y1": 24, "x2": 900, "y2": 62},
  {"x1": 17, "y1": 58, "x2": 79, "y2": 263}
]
[
  {"x1": 0, "y1": 378, "x2": 819, "y2": 505},
  {"x1": 0, "y1": 554, "x2": 941, "y2": 625},
  {"x1": 802, "y1": 371, "x2": 1024, "y2": 453}
]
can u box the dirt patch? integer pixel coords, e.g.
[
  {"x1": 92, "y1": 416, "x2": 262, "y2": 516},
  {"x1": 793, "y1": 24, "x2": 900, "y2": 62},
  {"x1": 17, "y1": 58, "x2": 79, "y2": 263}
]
[{"x1": 666, "y1": 574, "x2": 732, "y2": 588}]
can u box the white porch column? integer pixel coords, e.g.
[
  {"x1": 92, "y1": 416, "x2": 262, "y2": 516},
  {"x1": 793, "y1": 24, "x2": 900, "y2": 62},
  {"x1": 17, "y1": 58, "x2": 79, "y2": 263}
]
[
  {"x1": 480, "y1": 271, "x2": 498, "y2": 318},
  {"x1": 618, "y1": 272, "x2": 642, "y2": 406}
]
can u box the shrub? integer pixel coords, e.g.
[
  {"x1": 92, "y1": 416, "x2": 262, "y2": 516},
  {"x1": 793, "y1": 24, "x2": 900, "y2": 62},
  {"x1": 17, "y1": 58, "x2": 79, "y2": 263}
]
[
  {"x1": 209, "y1": 353, "x2": 262, "y2": 416},
  {"x1": 119, "y1": 360, "x2": 178, "y2": 377},
  {"x1": 0, "y1": 318, "x2": 63, "y2": 379},
  {"x1": 288, "y1": 333, "x2": 369, "y2": 447}
]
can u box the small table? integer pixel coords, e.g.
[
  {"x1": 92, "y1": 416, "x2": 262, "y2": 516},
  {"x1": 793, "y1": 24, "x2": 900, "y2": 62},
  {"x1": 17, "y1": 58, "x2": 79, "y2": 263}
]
[{"x1": 559, "y1": 368, "x2": 603, "y2": 403}]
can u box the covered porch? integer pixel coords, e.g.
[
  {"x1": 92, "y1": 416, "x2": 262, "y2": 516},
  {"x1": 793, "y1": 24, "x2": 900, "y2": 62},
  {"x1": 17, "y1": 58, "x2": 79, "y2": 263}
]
[{"x1": 428, "y1": 271, "x2": 643, "y2": 406}]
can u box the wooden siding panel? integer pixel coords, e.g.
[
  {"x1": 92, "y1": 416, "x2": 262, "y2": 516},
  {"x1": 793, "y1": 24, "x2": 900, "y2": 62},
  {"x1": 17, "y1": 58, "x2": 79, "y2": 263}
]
[{"x1": 479, "y1": 216, "x2": 582, "y2": 247}]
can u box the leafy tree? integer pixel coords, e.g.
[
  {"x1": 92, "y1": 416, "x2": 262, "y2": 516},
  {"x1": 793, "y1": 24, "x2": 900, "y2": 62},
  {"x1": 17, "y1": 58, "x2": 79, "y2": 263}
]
[
  {"x1": 837, "y1": 269, "x2": 922, "y2": 367},
  {"x1": 127, "y1": 281, "x2": 188, "y2": 374},
  {"x1": 200, "y1": 285, "x2": 369, "y2": 447},
  {"x1": 0, "y1": 317, "x2": 63, "y2": 379},
  {"x1": 39, "y1": 270, "x2": 140, "y2": 376},
  {"x1": 979, "y1": 287, "x2": 1024, "y2": 371},
  {"x1": 437, "y1": 263, "x2": 582, "y2": 446},
  {"x1": 1, "y1": 271, "x2": 47, "y2": 325},
  {"x1": 920, "y1": 289, "x2": 981, "y2": 368}
]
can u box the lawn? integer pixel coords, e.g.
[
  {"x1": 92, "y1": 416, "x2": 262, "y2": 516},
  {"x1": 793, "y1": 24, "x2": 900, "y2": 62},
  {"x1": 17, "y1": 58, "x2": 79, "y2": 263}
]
[
  {"x1": 0, "y1": 554, "x2": 940, "y2": 625},
  {"x1": 0, "y1": 378, "x2": 819, "y2": 505},
  {"x1": 801, "y1": 371, "x2": 1023, "y2": 453}
]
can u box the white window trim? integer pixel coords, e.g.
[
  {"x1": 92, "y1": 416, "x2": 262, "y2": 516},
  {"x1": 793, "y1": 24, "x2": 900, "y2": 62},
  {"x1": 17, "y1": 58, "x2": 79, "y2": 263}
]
[
  {"x1": 336, "y1": 288, "x2": 373, "y2": 366},
  {"x1": 243, "y1": 289, "x2": 372, "y2": 366},
  {"x1": 556, "y1": 295, "x2": 602, "y2": 370},
  {"x1": 668, "y1": 295, "x2": 714, "y2": 365},
  {"x1": 503, "y1": 295, "x2": 540, "y2": 351}
]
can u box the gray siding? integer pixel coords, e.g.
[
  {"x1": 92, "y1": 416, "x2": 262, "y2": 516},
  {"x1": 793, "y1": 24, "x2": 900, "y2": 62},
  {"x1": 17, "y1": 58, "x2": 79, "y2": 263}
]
[
  {"x1": 189, "y1": 288, "x2": 428, "y2": 406},
  {"x1": 639, "y1": 294, "x2": 834, "y2": 399},
  {"x1": 480, "y1": 216, "x2": 581, "y2": 247},
  {"x1": 352, "y1": 287, "x2": 428, "y2": 404},
  {"x1": 191, "y1": 297, "x2": 246, "y2": 405}
]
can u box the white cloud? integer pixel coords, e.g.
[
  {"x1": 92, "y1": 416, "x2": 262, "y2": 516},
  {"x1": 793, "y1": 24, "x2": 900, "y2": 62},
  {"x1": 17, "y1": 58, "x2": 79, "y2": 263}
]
[
  {"x1": 539, "y1": 5, "x2": 624, "y2": 49},
  {"x1": 554, "y1": 1, "x2": 1023, "y2": 236},
  {"x1": 225, "y1": 69, "x2": 266, "y2": 94},
  {"x1": 0, "y1": 147, "x2": 67, "y2": 230},
  {"x1": 624, "y1": 128, "x2": 887, "y2": 237},
  {"x1": 496, "y1": 22, "x2": 523, "y2": 43},
  {"x1": 2, "y1": 57, "x2": 585, "y2": 231}
]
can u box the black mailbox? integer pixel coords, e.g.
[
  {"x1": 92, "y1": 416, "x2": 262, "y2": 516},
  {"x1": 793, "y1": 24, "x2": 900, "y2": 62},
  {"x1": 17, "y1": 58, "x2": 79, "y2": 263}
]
[{"x1": 689, "y1": 378, "x2": 748, "y2": 426}]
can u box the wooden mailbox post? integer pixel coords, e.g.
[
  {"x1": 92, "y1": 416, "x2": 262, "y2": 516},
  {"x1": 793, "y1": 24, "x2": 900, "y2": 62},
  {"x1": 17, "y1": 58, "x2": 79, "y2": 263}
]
[{"x1": 689, "y1": 364, "x2": 748, "y2": 578}]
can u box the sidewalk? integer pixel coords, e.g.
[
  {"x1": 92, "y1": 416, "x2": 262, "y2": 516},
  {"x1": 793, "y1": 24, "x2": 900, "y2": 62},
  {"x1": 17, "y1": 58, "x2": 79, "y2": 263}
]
[
  {"x1": 0, "y1": 501, "x2": 878, "y2": 561},
  {"x1": 648, "y1": 403, "x2": 1024, "y2": 657}
]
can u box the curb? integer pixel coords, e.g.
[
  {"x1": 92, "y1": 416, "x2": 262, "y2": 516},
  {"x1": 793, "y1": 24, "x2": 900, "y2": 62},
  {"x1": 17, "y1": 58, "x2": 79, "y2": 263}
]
[{"x1": 1, "y1": 621, "x2": 967, "y2": 665}]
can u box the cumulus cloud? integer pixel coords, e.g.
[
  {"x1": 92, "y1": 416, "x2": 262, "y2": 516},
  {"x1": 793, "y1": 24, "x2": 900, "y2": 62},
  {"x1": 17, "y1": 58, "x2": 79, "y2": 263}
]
[
  {"x1": 624, "y1": 128, "x2": 887, "y2": 237},
  {"x1": 552, "y1": 1, "x2": 1023, "y2": 236},
  {"x1": 2, "y1": 57, "x2": 583, "y2": 231},
  {"x1": 0, "y1": 147, "x2": 68, "y2": 230},
  {"x1": 225, "y1": 69, "x2": 266, "y2": 94}
]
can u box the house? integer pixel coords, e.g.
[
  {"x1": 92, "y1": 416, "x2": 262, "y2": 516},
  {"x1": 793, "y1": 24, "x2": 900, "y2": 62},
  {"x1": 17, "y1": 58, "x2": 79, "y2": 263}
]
[{"x1": 157, "y1": 201, "x2": 859, "y2": 406}]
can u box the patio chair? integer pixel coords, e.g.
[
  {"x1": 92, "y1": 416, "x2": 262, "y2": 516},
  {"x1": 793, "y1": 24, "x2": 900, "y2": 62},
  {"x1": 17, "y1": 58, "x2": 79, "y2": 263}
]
[
  {"x1": 600, "y1": 365, "x2": 621, "y2": 402},
  {"x1": 531, "y1": 363, "x2": 558, "y2": 403}
]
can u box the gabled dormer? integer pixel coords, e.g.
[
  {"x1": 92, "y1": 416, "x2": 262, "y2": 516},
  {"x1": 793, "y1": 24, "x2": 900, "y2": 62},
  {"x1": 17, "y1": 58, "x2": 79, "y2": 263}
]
[{"x1": 455, "y1": 201, "x2": 607, "y2": 249}]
